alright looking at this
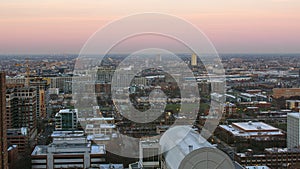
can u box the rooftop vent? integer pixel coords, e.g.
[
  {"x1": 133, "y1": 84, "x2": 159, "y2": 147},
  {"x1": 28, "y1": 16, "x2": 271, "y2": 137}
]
[{"x1": 188, "y1": 145, "x2": 193, "y2": 153}]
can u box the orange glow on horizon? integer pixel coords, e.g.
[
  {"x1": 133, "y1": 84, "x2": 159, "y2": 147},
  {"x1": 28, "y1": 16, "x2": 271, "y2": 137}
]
[{"x1": 0, "y1": 0, "x2": 300, "y2": 54}]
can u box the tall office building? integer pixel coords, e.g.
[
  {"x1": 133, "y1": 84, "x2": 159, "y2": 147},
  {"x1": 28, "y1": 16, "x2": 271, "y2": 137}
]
[
  {"x1": 0, "y1": 72, "x2": 8, "y2": 169},
  {"x1": 29, "y1": 78, "x2": 49, "y2": 118},
  {"x1": 287, "y1": 113, "x2": 300, "y2": 149},
  {"x1": 191, "y1": 53, "x2": 197, "y2": 66}
]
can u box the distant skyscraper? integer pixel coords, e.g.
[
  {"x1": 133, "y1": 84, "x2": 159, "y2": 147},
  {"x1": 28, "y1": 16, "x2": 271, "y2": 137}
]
[
  {"x1": 0, "y1": 72, "x2": 8, "y2": 169},
  {"x1": 287, "y1": 113, "x2": 300, "y2": 148},
  {"x1": 156, "y1": 54, "x2": 161, "y2": 62},
  {"x1": 191, "y1": 53, "x2": 197, "y2": 66}
]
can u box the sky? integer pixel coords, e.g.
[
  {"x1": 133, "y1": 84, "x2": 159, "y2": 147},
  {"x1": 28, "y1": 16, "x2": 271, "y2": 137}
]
[{"x1": 0, "y1": 0, "x2": 300, "y2": 54}]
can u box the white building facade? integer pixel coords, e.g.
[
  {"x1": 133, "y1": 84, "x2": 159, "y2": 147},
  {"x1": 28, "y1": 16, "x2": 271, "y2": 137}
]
[{"x1": 287, "y1": 113, "x2": 300, "y2": 149}]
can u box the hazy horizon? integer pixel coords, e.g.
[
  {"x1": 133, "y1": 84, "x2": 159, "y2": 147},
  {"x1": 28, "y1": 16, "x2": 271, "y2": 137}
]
[
  {"x1": 1, "y1": 0, "x2": 300, "y2": 54},
  {"x1": 1, "y1": 52, "x2": 300, "y2": 56}
]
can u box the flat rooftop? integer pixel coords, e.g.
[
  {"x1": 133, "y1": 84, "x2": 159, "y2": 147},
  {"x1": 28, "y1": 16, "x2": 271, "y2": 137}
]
[
  {"x1": 265, "y1": 147, "x2": 300, "y2": 153},
  {"x1": 240, "y1": 93, "x2": 256, "y2": 98},
  {"x1": 78, "y1": 117, "x2": 114, "y2": 121},
  {"x1": 31, "y1": 144, "x2": 105, "y2": 155},
  {"x1": 236, "y1": 153, "x2": 265, "y2": 158},
  {"x1": 232, "y1": 122, "x2": 278, "y2": 132},
  {"x1": 99, "y1": 164, "x2": 123, "y2": 169},
  {"x1": 288, "y1": 112, "x2": 300, "y2": 119},
  {"x1": 88, "y1": 134, "x2": 111, "y2": 141},
  {"x1": 246, "y1": 166, "x2": 270, "y2": 169},
  {"x1": 55, "y1": 109, "x2": 78, "y2": 117},
  {"x1": 31, "y1": 145, "x2": 48, "y2": 155},
  {"x1": 219, "y1": 122, "x2": 284, "y2": 138},
  {"x1": 51, "y1": 130, "x2": 84, "y2": 137},
  {"x1": 86, "y1": 124, "x2": 116, "y2": 129},
  {"x1": 286, "y1": 100, "x2": 300, "y2": 102},
  {"x1": 59, "y1": 109, "x2": 78, "y2": 113}
]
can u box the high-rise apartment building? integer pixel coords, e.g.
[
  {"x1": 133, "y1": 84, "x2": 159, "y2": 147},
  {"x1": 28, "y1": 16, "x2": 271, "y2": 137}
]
[
  {"x1": 0, "y1": 72, "x2": 8, "y2": 169},
  {"x1": 29, "y1": 78, "x2": 49, "y2": 118},
  {"x1": 14, "y1": 87, "x2": 37, "y2": 136},
  {"x1": 287, "y1": 113, "x2": 300, "y2": 149},
  {"x1": 6, "y1": 88, "x2": 18, "y2": 129},
  {"x1": 6, "y1": 85, "x2": 38, "y2": 151}
]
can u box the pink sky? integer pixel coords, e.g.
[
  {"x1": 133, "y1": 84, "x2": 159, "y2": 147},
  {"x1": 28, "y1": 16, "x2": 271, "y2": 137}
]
[{"x1": 0, "y1": 0, "x2": 300, "y2": 54}]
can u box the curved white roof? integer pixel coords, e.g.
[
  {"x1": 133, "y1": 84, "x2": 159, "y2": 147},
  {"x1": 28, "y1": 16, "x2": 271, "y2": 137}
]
[{"x1": 160, "y1": 126, "x2": 234, "y2": 169}]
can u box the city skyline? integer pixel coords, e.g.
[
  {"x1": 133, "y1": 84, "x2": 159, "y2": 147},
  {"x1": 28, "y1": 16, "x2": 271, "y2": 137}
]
[
  {"x1": 1, "y1": 0, "x2": 300, "y2": 54},
  {"x1": 1, "y1": 52, "x2": 300, "y2": 168},
  {"x1": 1, "y1": 1, "x2": 300, "y2": 168}
]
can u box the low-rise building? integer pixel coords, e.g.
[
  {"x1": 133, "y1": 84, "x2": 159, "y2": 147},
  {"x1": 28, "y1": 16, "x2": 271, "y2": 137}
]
[
  {"x1": 139, "y1": 140, "x2": 160, "y2": 169},
  {"x1": 235, "y1": 148, "x2": 300, "y2": 168},
  {"x1": 7, "y1": 145, "x2": 18, "y2": 169},
  {"x1": 217, "y1": 121, "x2": 286, "y2": 150},
  {"x1": 160, "y1": 126, "x2": 235, "y2": 169},
  {"x1": 98, "y1": 164, "x2": 123, "y2": 169},
  {"x1": 286, "y1": 100, "x2": 300, "y2": 110},
  {"x1": 81, "y1": 117, "x2": 116, "y2": 136},
  {"x1": 7, "y1": 127, "x2": 33, "y2": 153},
  {"x1": 219, "y1": 121, "x2": 285, "y2": 140},
  {"x1": 273, "y1": 88, "x2": 300, "y2": 99},
  {"x1": 31, "y1": 131, "x2": 106, "y2": 169},
  {"x1": 129, "y1": 126, "x2": 237, "y2": 169},
  {"x1": 245, "y1": 166, "x2": 270, "y2": 169},
  {"x1": 55, "y1": 109, "x2": 78, "y2": 130}
]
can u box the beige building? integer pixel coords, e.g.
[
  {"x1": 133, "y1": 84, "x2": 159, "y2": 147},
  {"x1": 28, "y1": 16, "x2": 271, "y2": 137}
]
[{"x1": 191, "y1": 53, "x2": 197, "y2": 66}]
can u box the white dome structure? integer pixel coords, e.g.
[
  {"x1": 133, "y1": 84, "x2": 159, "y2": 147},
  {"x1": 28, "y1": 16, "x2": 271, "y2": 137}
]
[{"x1": 160, "y1": 126, "x2": 235, "y2": 169}]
